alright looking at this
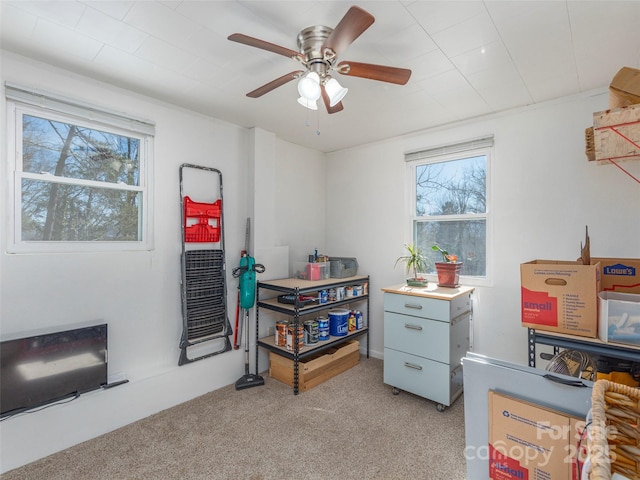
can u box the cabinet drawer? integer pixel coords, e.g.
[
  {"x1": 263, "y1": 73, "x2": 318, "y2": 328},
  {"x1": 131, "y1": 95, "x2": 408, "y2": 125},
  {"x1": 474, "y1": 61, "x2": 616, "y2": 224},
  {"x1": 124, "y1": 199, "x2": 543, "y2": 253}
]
[
  {"x1": 384, "y1": 312, "x2": 450, "y2": 362},
  {"x1": 383, "y1": 292, "x2": 470, "y2": 321},
  {"x1": 384, "y1": 312, "x2": 470, "y2": 365},
  {"x1": 383, "y1": 349, "x2": 463, "y2": 406}
]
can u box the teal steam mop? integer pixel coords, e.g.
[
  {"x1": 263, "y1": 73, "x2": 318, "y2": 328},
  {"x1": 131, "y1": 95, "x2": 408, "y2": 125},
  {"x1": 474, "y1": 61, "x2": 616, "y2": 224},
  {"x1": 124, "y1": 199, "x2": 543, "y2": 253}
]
[{"x1": 234, "y1": 219, "x2": 265, "y2": 390}]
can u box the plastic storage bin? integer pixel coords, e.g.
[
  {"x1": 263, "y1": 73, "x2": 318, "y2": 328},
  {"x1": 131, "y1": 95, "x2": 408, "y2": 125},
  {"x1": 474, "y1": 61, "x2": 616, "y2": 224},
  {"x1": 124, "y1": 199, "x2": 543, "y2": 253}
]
[
  {"x1": 293, "y1": 262, "x2": 330, "y2": 281},
  {"x1": 329, "y1": 257, "x2": 358, "y2": 278}
]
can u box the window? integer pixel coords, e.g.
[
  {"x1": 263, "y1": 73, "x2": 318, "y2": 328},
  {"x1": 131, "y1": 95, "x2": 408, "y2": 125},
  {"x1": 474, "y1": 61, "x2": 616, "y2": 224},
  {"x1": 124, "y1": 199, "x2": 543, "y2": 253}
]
[
  {"x1": 406, "y1": 136, "x2": 492, "y2": 282},
  {"x1": 6, "y1": 84, "x2": 155, "y2": 252}
]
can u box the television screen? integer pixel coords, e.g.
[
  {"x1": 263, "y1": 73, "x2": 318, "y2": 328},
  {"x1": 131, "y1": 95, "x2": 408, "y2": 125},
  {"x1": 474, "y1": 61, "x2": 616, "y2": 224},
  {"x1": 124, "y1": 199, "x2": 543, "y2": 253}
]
[{"x1": 1, "y1": 323, "x2": 107, "y2": 418}]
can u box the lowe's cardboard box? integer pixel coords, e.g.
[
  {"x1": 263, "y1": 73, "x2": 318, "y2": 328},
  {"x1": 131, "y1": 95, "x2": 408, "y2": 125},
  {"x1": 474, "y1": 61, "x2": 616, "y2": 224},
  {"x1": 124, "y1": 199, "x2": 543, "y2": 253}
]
[
  {"x1": 521, "y1": 260, "x2": 600, "y2": 337},
  {"x1": 592, "y1": 257, "x2": 640, "y2": 294},
  {"x1": 489, "y1": 391, "x2": 587, "y2": 480}
]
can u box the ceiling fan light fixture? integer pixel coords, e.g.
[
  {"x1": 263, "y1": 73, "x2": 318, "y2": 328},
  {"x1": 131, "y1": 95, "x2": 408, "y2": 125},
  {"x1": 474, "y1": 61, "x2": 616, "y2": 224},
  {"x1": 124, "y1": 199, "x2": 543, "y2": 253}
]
[
  {"x1": 297, "y1": 96, "x2": 318, "y2": 110},
  {"x1": 297, "y1": 72, "x2": 321, "y2": 101},
  {"x1": 324, "y1": 78, "x2": 348, "y2": 106}
]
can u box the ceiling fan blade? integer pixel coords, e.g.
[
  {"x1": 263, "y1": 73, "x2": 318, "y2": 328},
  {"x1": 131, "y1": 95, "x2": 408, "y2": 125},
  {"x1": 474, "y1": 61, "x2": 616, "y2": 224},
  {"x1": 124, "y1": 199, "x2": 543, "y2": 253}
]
[
  {"x1": 321, "y1": 85, "x2": 344, "y2": 114},
  {"x1": 322, "y1": 6, "x2": 375, "y2": 56},
  {"x1": 337, "y1": 61, "x2": 412, "y2": 85},
  {"x1": 247, "y1": 71, "x2": 304, "y2": 98},
  {"x1": 228, "y1": 33, "x2": 304, "y2": 61}
]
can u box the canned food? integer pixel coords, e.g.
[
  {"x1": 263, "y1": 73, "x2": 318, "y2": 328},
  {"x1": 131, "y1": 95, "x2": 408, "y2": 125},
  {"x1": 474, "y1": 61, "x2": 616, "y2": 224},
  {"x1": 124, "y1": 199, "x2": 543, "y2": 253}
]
[
  {"x1": 275, "y1": 321, "x2": 288, "y2": 346},
  {"x1": 328, "y1": 288, "x2": 337, "y2": 302},
  {"x1": 316, "y1": 317, "x2": 330, "y2": 341},
  {"x1": 286, "y1": 323, "x2": 304, "y2": 351},
  {"x1": 336, "y1": 287, "x2": 345, "y2": 301},
  {"x1": 354, "y1": 285, "x2": 363, "y2": 297},
  {"x1": 303, "y1": 319, "x2": 319, "y2": 345},
  {"x1": 319, "y1": 290, "x2": 328, "y2": 304},
  {"x1": 345, "y1": 286, "x2": 353, "y2": 298}
]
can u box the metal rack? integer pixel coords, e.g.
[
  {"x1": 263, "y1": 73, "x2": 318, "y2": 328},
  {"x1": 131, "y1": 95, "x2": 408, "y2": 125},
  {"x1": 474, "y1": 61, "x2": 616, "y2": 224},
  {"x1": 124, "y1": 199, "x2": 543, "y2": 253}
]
[
  {"x1": 527, "y1": 328, "x2": 640, "y2": 368},
  {"x1": 256, "y1": 275, "x2": 370, "y2": 394},
  {"x1": 178, "y1": 164, "x2": 232, "y2": 365}
]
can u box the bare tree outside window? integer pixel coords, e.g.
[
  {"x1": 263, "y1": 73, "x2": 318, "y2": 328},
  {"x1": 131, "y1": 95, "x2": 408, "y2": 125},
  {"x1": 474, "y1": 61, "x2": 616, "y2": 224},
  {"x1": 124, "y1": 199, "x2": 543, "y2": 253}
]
[
  {"x1": 20, "y1": 114, "x2": 142, "y2": 242},
  {"x1": 413, "y1": 155, "x2": 487, "y2": 277}
]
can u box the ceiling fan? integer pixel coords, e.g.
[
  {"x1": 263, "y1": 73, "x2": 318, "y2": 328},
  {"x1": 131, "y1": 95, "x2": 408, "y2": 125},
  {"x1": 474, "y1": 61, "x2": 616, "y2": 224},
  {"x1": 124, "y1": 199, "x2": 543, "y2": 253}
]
[{"x1": 228, "y1": 5, "x2": 412, "y2": 114}]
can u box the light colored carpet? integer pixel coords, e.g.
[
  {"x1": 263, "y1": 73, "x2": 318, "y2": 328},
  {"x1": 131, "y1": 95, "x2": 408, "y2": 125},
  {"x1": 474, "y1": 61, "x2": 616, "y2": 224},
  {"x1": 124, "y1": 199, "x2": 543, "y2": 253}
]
[{"x1": 2, "y1": 357, "x2": 467, "y2": 479}]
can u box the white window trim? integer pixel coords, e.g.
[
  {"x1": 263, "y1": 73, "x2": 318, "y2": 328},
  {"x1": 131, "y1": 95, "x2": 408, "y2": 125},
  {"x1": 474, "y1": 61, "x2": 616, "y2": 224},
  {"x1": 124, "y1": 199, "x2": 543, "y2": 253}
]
[
  {"x1": 5, "y1": 86, "x2": 155, "y2": 254},
  {"x1": 406, "y1": 139, "x2": 493, "y2": 287},
  {"x1": 5, "y1": 82, "x2": 155, "y2": 136}
]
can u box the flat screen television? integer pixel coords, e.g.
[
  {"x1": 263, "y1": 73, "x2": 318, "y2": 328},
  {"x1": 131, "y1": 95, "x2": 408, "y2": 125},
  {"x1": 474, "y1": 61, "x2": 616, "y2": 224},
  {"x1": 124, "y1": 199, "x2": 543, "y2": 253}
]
[{"x1": 1, "y1": 323, "x2": 108, "y2": 418}]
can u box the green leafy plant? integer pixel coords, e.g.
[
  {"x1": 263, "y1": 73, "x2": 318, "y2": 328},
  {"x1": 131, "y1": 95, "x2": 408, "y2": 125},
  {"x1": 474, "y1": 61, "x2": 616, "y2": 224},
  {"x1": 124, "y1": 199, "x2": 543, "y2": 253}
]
[
  {"x1": 395, "y1": 243, "x2": 429, "y2": 280},
  {"x1": 432, "y1": 244, "x2": 458, "y2": 263}
]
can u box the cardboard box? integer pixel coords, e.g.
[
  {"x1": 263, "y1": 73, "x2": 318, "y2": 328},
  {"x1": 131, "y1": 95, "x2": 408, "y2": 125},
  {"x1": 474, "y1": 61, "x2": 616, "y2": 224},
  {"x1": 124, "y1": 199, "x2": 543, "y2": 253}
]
[
  {"x1": 268, "y1": 340, "x2": 359, "y2": 391},
  {"x1": 592, "y1": 257, "x2": 640, "y2": 294},
  {"x1": 609, "y1": 66, "x2": 640, "y2": 108},
  {"x1": 521, "y1": 260, "x2": 600, "y2": 337},
  {"x1": 598, "y1": 291, "x2": 640, "y2": 346},
  {"x1": 488, "y1": 391, "x2": 587, "y2": 480}
]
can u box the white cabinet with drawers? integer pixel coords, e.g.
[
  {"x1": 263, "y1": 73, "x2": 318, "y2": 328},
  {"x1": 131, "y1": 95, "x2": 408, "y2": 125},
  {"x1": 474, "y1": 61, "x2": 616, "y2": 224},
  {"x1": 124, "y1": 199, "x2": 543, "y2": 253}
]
[{"x1": 381, "y1": 284, "x2": 475, "y2": 411}]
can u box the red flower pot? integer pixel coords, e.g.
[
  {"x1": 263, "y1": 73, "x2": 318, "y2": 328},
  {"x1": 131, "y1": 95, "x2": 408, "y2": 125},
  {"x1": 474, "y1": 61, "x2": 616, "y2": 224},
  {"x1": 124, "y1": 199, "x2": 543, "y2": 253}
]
[{"x1": 435, "y1": 262, "x2": 462, "y2": 287}]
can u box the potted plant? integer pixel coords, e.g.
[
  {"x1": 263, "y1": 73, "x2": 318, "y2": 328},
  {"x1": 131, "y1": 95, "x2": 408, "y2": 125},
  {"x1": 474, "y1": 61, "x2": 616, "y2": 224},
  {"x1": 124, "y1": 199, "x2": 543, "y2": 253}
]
[
  {"x1": 395, "y1": 243, "x2": 429, "y2": 287},
  {"x1": 432, "y1": 244, "x2": 462, "y2": 287}
]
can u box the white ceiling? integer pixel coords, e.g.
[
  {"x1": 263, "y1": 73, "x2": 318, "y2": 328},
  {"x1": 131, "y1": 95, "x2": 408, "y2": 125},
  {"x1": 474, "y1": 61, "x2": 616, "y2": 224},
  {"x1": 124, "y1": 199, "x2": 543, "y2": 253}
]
[{"x1": 2, "y1": 1, "x2": 640, "y2": 153}]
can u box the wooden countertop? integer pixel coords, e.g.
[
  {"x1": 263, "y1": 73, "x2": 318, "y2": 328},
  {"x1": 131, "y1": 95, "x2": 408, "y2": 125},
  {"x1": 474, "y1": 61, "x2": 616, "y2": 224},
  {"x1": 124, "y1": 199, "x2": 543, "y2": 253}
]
[
  {"x1": 381, "y1": 283, "x2": 475, "y2": 300},
  {"x1": 258, "y1": 275, "x2": 368, "y2": 290}
]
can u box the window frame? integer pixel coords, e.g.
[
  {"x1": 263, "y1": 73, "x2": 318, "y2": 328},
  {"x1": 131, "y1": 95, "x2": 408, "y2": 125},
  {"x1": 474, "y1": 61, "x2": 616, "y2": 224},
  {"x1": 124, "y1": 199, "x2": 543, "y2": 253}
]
[
  {"x1": 6, "y1": 97, "x2": 154, "y2": 254},
  {"x1": 407, "y1": 143, "x2": 493, "y2": 287}
]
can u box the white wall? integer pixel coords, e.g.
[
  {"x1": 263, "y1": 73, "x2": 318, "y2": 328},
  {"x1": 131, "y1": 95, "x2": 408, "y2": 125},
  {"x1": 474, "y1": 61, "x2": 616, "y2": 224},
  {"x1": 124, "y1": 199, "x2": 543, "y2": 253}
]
[
  {"x1": 326, "y1": 90, "x2": 640, "y2": 362},
  {"x1": 251, "y1": 129, "x2": 327, "y2": 368}
]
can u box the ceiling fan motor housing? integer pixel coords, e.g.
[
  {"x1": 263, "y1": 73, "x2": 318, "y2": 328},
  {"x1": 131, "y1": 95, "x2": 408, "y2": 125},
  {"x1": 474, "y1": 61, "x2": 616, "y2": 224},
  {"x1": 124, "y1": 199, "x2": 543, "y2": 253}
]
[{"x1": 297, "y1": 26, "x2": 335, "y2": 78}]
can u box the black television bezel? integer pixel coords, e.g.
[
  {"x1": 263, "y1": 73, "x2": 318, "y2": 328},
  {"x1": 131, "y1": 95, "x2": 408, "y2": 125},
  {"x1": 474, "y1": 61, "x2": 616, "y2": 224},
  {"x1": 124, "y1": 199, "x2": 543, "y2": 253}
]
[{"x1": 0, "y1": 322, "x2": 108, "y2": 418}]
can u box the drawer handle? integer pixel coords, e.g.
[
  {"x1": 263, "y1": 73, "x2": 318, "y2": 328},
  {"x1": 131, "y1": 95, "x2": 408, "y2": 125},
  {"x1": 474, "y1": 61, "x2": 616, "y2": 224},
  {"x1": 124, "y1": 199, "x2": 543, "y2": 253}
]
[
  {"x1": 404, "y1": 323, "x2": 423, "y2": 331},
  {"x1": 404, "y1": 362, "x2": 423, "y2": 371},
  {"x1": 404, "y1": 303, "x2": 423, "y2": 310}
]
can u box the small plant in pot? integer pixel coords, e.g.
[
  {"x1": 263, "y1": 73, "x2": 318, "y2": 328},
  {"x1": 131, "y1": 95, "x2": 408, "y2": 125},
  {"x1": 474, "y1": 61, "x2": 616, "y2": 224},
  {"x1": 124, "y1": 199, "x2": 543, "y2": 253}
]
[
  {"x1": 432, "y1": 244, "x2": 462, "y2": 288},
  {"x1": 395, "y1": 243, "x2": 429, "y2": 287}
]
